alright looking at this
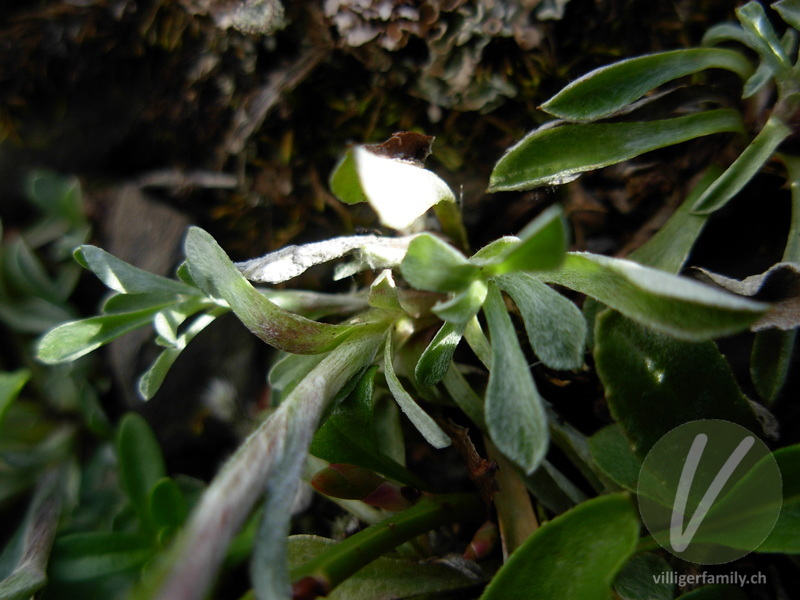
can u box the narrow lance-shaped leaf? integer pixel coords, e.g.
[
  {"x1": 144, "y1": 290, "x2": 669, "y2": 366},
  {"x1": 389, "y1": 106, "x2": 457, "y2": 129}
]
[
  {"x1": 540, "y1": 252, "x2": 768, "y2": 340},
  {"x1": 472, "y1": 205, "x2": 568, "y2": 275},
  {"x1": 117, "y1": 413, "x2": 167, "y2": 532},
  {"x1": 137, "y1": 311, "x2": 221, "y2": 400},
  {"x1": 0, "y1": 466, "x2": 65, "y2": 600},
  {"x1": 0, "y1": 369, "x2": 30, "y2": 430},
  {"x1": 541, "y1": 48, "x2": 753, "y2": 121},
  {"x1": 743, "y1": 61, "x2": 775, "y2": 98},
  {"x1": 383, "y1": 333, "x2": 451, "y2": 449},
  {"x1": 36, "y1": 303, "x2": 178, "y2": 364},
  {"x1": 628, "y1": 166, "x2": 723, "y2": 274},
  {"x1": 75, "y1": 245, "x2": 198, "y2": 296},
  {"x1": 479, "y1": 494, "x2": 639, "y2": 600},
  {"x1": 775, "y1": 0, "x2": 800, "y2": 33},
  {"x1": 483, "y1": 283, "x2": 549, "y2": 474},
  {"x1": 495, "y1": 272, "x2": 586, "y2": 370},
  {"x1": 489, "y1": 109, "x2": 743, "y2": 191},
  {"x1": 738, "y1": 1, "x2": 791, "y2": 74},
  {"x1": 692, "y1": 116, "x2": 792, "y2": 214},
  {"x1": 48, "y1": 532, "x2": 155, "y2": 583},
  {"x1": 441, "y1": 364, "x2": 485, "y2": 430},
  {"x1": 3, "y1": 238, "x2": 64, "y2": 303},
  {"x1": 131, "y1": 325, "x2": 387, "y2": 600},
  {"x1": 702, "y1": 23, "x2": 751, "y2": 48},
  {"x1": 415, "y1": 321, "x2": 466, "y2": 386},
  {"x1": 184, "y1": 227, "x2": 356, "y2": 354}
]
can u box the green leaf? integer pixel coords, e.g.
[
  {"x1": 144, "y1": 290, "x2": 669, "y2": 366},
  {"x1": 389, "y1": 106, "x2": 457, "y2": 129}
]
[
  {"x1": 117, "y1": 413, "x2": 167, "y2": 531},
  {"x1": 287, "y1": 535, "x2": 477, "y2": 600},
  {"x1": 489, "y1": 110, "x2": 744, "y2": 191},
  {"x1": 751, "y1": 329, "x2": 796, "y2": 403},
  {"x1": 0, "y1": 466, "x2": 64, "y2": 600},
  {"x1": 0, "y1": 370, "x2": 30, "y2": 430},
  {"x1": 470, "y1": 237, "x2": 518, "y2": 263},
  {"x1": 738, "y1": 1, "x2": 791, "y2": 72},
  {"x1": 269, "y1": 352, "x2": 329, "y2": 403},
  {"x1": 541, "y1": 49, "x2": 753, "y2": 121},
  {"x1": 2, "y1": 237, "x2": 63, "y2": 303},
  {"x1": 691, "y1": 116, "x2": 792, "y2": 214},
  {"x1": 49, "y1": 532, "x2": 154, "y2": 582},
  {"x1": 589, "y1": 424, "x2": 641, "y2": 492},
  {"x1": 775, "y1": 0, "x2": 800, "y2": 32},
  {"x1": 594, "y1": 311, "x2": 761, "y2": 458},
  {"x1": 400, "y1": 234, "x2": 481, "y2": 293},
  {"x1": 0, "y1": 296, "x2": 76, "y2": 334},
  {"x1": 329, "y1": 149, "x2": 366, "y2": 205},
  {"x1": 474, "y1": 205, "x2": 568, "y2": 275},
  {"x1": 415, "y1": 321, "x2": 465, "y2": 387},
  {"x1": 743, "y1": 61, "x2": 774, "y2": 98},
  {"x1": 613, "y1": 553, "x2": 675, "y2": 600},
  {"x1": 36, "y1": 307, "x2": 167, "y2": 364},
  {"x1": 24, "y1": 170, "x2": 84, "y2": 227},
  {"x1": 431, "y1": 278, "x2": 488, "y2": 324},
  {"x1": 523, "y1": 459, "x2": 587, "y2": 513},
  {"x1": 137, "y1": 311, "x2": 220, "y2": 400},
  {"x1": 101, "y1": 291, "x2": 194, "y2": 314},
  {"x1": 310, "y1": 366, "x2": 426, "y2": 488},
  {"x1": 628, "y1": 166, "x2": 723, "y2": 273},
  {"x1": 483, "y1": 283, "x2": 549, "y2": 474},
  {"x1": 367, "y1": 270, "x2": 402, "y2": 312},
  {"x1": 540, "y1": 252, "x2": 768, "y2": 340},
  {"x1": 184, "y1": 227, "x2": 356, "y2": 354},
  {"x1": 248, "y1": 328, "x2": 387, "y2": 600},
  {"x1": 441, "y1": 364, "x2": 486, "y2": 430},
  {"x1": 479, "y1": 493, "x2": 639, "y2": 600},
  {"x1": 75, "y1": 245, "x2": 198, "y2": 296},
  {"x1": 702, "y1": 23, "x2": 750, "y2": 48},
  {"x1": 149, "y1": 478, "x2": 188, "y2": 536},
  {"x1": 495, "y1": 272, "x2": 586, "y2": 370},
  {"x1": 330, "y1": 146, "x2": 456, "y2": 230},
  {"x1": 383, "y1": 333, "x2": 451, "y2": 449},
  {"x1": 756, "y1": 444, "x2": 800, "y2": 553},
  {"x1": 128, "y1": 327, "x2": 387, "y2": 600}
]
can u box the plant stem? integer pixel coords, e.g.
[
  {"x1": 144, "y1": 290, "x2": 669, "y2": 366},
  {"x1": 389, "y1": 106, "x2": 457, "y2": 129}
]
[
  {"x1": 290, "y1": 492, "x2": 484, "y2": 598},
  {"x1": 463, "y1": 315, "x2": 491, "y2": 370},
  {"x1": 484, "y1": 439, "x2": 538, "y2": 558}
]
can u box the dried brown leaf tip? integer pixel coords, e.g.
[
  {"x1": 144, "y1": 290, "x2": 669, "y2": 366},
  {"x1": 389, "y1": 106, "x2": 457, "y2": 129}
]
[
  {"x1": 693, "y1": 262, "x2": 800, "y2": 331},
  {"x1": 364, "y1": 132, "x2": 435, "y2": 166}
]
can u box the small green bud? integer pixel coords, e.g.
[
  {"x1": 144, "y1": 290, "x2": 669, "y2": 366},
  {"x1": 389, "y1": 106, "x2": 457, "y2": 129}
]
[{"x1": 463, "y1": 520, "x2": 498, "y2": 561}]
